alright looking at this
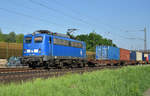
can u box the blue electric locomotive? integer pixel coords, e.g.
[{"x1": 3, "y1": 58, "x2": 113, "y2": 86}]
[{"x1": 21, "y1": 30, "x2": 86, "y2": 68}]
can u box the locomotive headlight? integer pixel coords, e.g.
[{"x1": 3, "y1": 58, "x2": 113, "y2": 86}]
[
  {"x1": 27, "y1": 49, "x2": 31, "y2": 53},
  {"x1": 34, "y1": 49, "x2": 38, "y2": 53}
]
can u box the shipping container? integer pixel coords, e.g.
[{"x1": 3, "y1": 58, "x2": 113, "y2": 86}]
[
  {"x1": 120, "y1": 48, "x2": 130, "y2": 60},
  {"x1": 143, "y1": 53, "x2": 148, "y2": 61},
  {"x1": 142, "y1": 53, "x2": 144, "y2": 61},
  {"x1": 130, "y1": 51, "x2": 136, "y2": 60},
  {"x1": 136, "y1": 52, "x2": 142, "y2": 61},
  {"x1": 96, "y1": 46, "x2": 120, "y2": 60},
  {"x1": 146, "y1": 56, "x2": 149, "y2": 62}
]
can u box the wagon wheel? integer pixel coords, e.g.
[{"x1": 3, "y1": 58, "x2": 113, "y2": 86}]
[{"x1": 58, "y1": 61, "x2": 64, "y2": 69}]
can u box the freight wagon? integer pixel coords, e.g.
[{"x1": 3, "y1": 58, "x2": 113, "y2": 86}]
[
  {"x1": 94, "y1": 46, "x2": 135, "y2": 66},
  {"x1": 94, "y1": 46, "x2": 120, "y2": 66},
  {"x1": 94, "y1": 45, "x2": 149, "y2": 66}
]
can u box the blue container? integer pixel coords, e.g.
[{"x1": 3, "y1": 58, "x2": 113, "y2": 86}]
[
  {"x1": 130, "y1": 51, "x2": 136, "y2": 60},
  {"x1": 142, "y1": 53, "x2": 145, "y2": 61},
  {"x1": 149, "y1": 54, "x2": 150, "y2": 61},
  {"x1": 96, "y1": 46, "x2": 120, "y2": 60}
]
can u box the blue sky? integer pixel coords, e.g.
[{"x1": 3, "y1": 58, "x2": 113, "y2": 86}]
[{"x1": 0, "y1": 0, "x2": 149, "y2": 50}]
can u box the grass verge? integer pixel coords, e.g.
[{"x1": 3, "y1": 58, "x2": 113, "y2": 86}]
[{"x1": 0, "y1": 65, "x2": 150, "y2": 96}]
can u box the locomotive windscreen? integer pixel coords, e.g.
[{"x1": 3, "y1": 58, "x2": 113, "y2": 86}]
[
  {"x1": 25, "y1": 37, "x2": 32, "y2": 43},
  {"x1": 34, "y1": 36, "x2": 43, "y2": 43}
]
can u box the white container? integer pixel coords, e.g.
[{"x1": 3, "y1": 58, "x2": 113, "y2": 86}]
[
  {"x1": 136, "y1": 52, "x2": 142, "y2": 61},
  {"x1": 144, "y1": 54, "x2": 148, "y2": 57}
]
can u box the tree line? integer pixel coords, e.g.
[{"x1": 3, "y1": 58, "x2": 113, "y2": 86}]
[
  {"x1": 0, "y1": 29, "x2": 24, "y2": 43},
  {"x1": 67, "y1": 32, "x2": 116, "y2": 51},
  {"x1": 0, "y1": 29, "x2": 116, "y2": 51}
]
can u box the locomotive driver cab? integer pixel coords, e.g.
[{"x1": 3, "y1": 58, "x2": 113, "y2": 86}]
[{"x1": 23, "y1": 30, "x2": 52, "y2": 56}]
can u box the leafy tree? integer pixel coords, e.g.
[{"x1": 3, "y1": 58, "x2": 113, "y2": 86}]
[
  {"x1": 0, "y1": 29, "x2": 24, "y2": 43},
  {"x1": 3, "y1": 34, "x2": 9, "y2": 42},
  {"x1": 0, "y1": 29, "x2": 4, "y2": 42},
  {"x1": 9, "y1": 32, "x2": 16, "y2": 42},
  {"x1": 76, "y1": 32, "x2": 117, "y2": 51},
  {"x1": 16, "y1": 34, "x2": 24, "y2": 43}
]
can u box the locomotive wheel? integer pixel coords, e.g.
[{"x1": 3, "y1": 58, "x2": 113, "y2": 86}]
[
  {"x1": 29, "y1": 63, "x2": 33, "y2": 68},
  {"x1": 57, "y1": 62, "x2": 63, "y2": 69}
]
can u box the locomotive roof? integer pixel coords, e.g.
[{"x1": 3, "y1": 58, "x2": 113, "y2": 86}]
[{"x1": 24, "y1": 33, "x2": 84, "y2": 43}]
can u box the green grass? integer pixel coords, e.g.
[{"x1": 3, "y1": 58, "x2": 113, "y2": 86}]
[{"x1": 1, "y1": 65, "x2": 150, "y2": 96}]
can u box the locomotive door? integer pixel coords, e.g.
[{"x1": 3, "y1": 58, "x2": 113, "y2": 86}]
[{"x1": 49, "y1": 36, "x2": 52, "y2": 56}]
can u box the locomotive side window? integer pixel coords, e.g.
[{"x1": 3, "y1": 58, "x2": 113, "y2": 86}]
[
  {"x1": 71, "y1": 42, "x2": 82, "y2": 48},
  {"x1": 63, "y1": 40, "x2": 69, "y2": 46},
  {"x1": 25, "y1": 37, "x2": 32, "y2": 43},
  {"x1": 34, "y1": 36, "x2": 43, "y2": 43},
  {"x1": 53, "y1": 38, "x2": 82, "y2": 47},
  {"x1": 53, "y1": 38, "x2": 60, "y2": 45},
  {"x1": 53, "y1": 38, "x2": 69, "y2": 46}
]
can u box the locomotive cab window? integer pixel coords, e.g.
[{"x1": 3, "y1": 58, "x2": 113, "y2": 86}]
[
  {"x1": 34, "y1": 36, "x2": 43, "y2": 43},
  {"x1": 25, "y1": 37, "x2": 32, "y2": 43}
]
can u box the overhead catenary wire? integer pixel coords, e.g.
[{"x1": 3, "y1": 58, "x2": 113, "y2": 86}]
[
  {"x1": 50, "y1": 0, "x2": 115, "y2": 28},
  {"x1": 46, "y1": 0, "x2": 88, "y2": 20},
  {"x1": 6, "y1": 0, "x2": 64, "y2": 20},
  {"x1": 7, "y1": 0, "x2": 125, "y2": 38},
  {"x1": 29, "y1": 0, "x2": 94, "y2": 27},
  {"x1": 47, "y1": 0, "x2": 134, "y2": 40},
  {"x1": 1, "y1": 1, "x2": 143, "y2": 43},
  {"x1": 46, "y1": 0, "x2": 116, "y2": 32},
  {"x1": 5, "y1": 0, "x2": 93, "y2": 32},
  {"x1": 0, "y1": 7, "x2": 67, "y2": 28},
  {"x1": 54, "y1": 0, "x2": 125, "y2": 40}
]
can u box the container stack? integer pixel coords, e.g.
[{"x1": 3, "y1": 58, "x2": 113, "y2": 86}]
[{"x1": 96, "y1": 45, "x2": 150, "y2": 64}]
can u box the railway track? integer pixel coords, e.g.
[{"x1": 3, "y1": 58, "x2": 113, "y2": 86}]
[
  {"x1": 0, "y1": 67, "x2": 31, "y2": 72},
  {"x1": 0, "y1": 66, "x2": 122, "y2": 84}
]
